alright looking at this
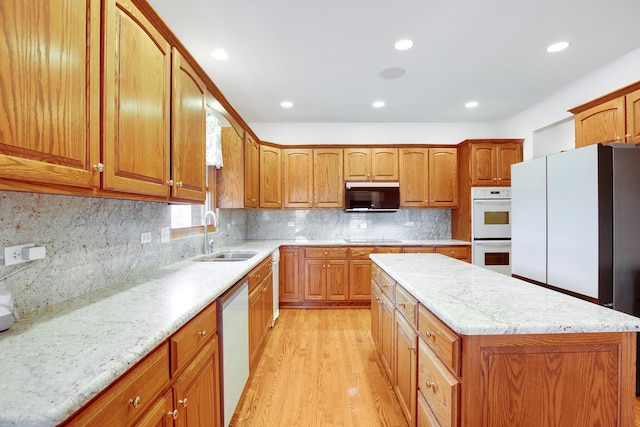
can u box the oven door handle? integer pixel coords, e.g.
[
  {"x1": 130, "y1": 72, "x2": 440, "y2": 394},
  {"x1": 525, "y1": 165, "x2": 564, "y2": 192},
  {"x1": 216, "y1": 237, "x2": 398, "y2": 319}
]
[{"x1": 474, "y1": 241, "x2": 511, "y2": 246}]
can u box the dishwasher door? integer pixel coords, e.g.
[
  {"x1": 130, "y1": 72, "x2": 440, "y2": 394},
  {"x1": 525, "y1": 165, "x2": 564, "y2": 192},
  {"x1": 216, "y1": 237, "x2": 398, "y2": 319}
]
[{"x1": 220, "y1": 279, "x2": 249, "y2": 427}]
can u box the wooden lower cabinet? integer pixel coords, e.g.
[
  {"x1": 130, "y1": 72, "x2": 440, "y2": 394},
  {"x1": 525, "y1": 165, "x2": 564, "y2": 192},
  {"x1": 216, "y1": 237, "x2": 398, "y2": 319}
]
[
  {"x1": 417, "y1": 390, "x2": 440, "y2": 427},
  {"x1": 349, "y1": 259, "x2": 373, "y2": 301},
  {"x1": 436, "y1": 246, "x2": 470, "y2": 263},
  {"x1": 135, "y1": 390, "x2": 175, "y2": 427},
  {"x1": 249, "y1": 267, "x2": 273, "y2": 366},
  {"x1": 394, "y1": 309, "x2": 418, "y2": 426},
  {"x1": 279, "y1": 247, "x2": 300, "y2": 303}
]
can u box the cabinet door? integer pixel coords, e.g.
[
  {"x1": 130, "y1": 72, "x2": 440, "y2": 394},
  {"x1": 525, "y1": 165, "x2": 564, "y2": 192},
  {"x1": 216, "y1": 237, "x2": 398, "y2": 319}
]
[
  {"x1": 0, "y1": 0, "x2": 101, "y2": 188},
  {"x1": 326, "y1": 260, "x2": 348, "y2": 301},
  {"x1": 171, "y1": 49, "x2": 206, "y2": 202},
  {"x1": 216, "y1": 127, "x2": 245, "y2": 208},
  {"x1": 262, "y1": 274, "x2": 274, "y2": 330},
  {"x1": 344, "y1": 148, "x2": 371, "y2": 181},
  {"x1": 349, "y1": 260, "x2": 373, "y2": 301},
  {"x1": 314, "y1": 149, "x2": 344, "y2": 208},
  {"x1": 135, "y1": 390, "x2": 174, "y2": 427},
  {"x1": 394, "y1": 310, "x2": 417, "y2": 426},
  {"x1": 417, "y1": 390, "x2": 440, "y2": 427},
  {"x1": 371, "y1": 148, "x2": 398, "y2": 181},
  {"x1": 399, "y1": 148, "x2": 429, "y2": 207},
  {"x1": 279, "y1": 248, "x2": 300, "y2": 302},
  {"x1": 495, "y1": 143, "x2": 522, "y2": 186},
  {"x1": 429, "y1": 148, "x2": 458, "y2": 207},
  {"x1": 470, "y1": 143, "x2": 497, "y2": 186},
  {"x1": 303, "y1": 259, "x2": 326, "y2": 300},
  {"x1": 259, "y1": 145, "x2": 282, "y2": 208},
  {"x1": 173, "y1": 337, "x2": 221, "y2": 427},
  {"x1": 626, "y1": 89, "x2": 640, "y2": 143},
  {"x1": 249, "y1": 285, "x2": 264, "y2": 362},
  {"x1": 283, "y1": 149, "x2": 313, "y2": 208},
  {"x1": 380, "y1": 294, "x2": 394, "y2": 382},
  {"x1": 574, "y1": 97, "x2": 626, "y2": 148},
  {"x1": 371, "y1": 284, "x2": 382, "y2": 347},
  {"x1": 244, "y1": 135, "x2": 260, "y2": 207},
  {"x1": 103, "y1": 0, "x2": 171, "y2": 197}
]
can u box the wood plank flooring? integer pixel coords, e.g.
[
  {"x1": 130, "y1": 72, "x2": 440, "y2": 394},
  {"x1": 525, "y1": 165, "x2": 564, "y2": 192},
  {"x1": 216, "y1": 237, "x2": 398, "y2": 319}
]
[
  {"x1": 232, "y1": 308, "x2": 640, "y2": 427},
  {"x1": 231, "y1": 308, "x2": 407, "y2": 427}
]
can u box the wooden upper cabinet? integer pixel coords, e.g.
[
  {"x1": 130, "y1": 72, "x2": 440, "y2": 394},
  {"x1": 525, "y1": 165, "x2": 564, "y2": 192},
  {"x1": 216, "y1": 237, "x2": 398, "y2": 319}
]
[
  {"x1": 103, "y1": 0, "x2": 171, "y2": 197},
  {"x1": 399, "y1": 148, "x2": 429, "y2": 207},
  {"x1": 574, "y1": 97, "x2": 626, "y2": 148},
  {"x1": 260, "y1": 145, "x2": 282, "y2": 208},
  {"x1": 399, "y1": 148, "x2": 457, "y2": 208},
  {"x1": 429, "y1": 148, "x2": 458, "y2": 206},
  {"x1": 313, "y1": 149, "x2": 344, "y2": 208},
  {"x1": 0, "y1": 0, "x2": 101, "y2": 188},
  {"x1": 626, "y1": 89, "x2": 640, "y2": 143},
  {"x1": 216, "y1": 127, "x2": 244, "y2": 208},
  {"x1": 283, "y1": 148, "x2": 313, "y2": 208},
  {"x1": 570, "y1": 82, "x2": 640, "y2": 147},
  {"x1": 470, "y1": 141, "x2": 522, "y2": 187},
  {"x1": 344, "y1": 148, "x2": 398, "y2": 181},
  {"x1": 244, "y1": 134, "x2": 260, "y2": 207},
  {"x1": 170, "y1": 49, "x2": 206, "y2": 202}
]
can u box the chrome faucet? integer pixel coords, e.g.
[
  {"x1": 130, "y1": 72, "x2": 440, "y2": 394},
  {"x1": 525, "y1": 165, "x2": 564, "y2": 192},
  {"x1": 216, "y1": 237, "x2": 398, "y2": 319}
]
[{"x1": 203, "y1": 210, "x2": 218, "y2": 255}]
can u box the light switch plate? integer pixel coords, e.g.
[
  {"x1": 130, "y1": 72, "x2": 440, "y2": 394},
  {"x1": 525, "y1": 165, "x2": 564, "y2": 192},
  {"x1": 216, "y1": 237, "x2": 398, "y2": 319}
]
[
  {"x1": 141, "y1": 232, "x2": 152, "y2": 244},
  {"x1": 160, "y1": 227, "x2": 170, "y2": 243}
]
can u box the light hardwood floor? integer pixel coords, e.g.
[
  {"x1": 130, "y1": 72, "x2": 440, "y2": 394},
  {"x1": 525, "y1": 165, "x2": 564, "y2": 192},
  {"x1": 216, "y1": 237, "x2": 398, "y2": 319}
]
[
  {"x1": 231, "y1": 308, "x2": 407, "y2": 427},
  {"x1": 232, "y1": 308, "x2": 640, "y2": 427}
]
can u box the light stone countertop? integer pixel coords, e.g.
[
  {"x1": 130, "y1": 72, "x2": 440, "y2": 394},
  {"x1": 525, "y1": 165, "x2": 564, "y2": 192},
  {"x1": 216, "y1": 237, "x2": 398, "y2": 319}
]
[
  {"x1": 370, "y1": 253, "x2": 640, "y2": 335},
  {"x1": 0, "y1": 239, "x2": 466, "y2": 427}
]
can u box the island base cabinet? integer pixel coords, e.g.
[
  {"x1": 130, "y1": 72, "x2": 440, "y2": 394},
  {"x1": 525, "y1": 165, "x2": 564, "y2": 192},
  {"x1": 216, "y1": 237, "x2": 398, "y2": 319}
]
[
  {"x1": 460, "y1": 332, "x2": 636, "y2": 427},
  {"x1": 417, "y1": 390, "x2": 441, "y2": 427},
  {"x1": 394, "y1": 310, "x2": 417, "y2": 426}
]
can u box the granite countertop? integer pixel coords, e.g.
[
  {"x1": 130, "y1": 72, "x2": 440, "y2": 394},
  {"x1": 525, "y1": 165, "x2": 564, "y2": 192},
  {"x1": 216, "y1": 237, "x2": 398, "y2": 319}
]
[
  {"x1": 370, "y1": 253, "x2": 640, "y2": 336},
  {"x1": 0, "y1": 238, "x2": 467, "y2": 426}
]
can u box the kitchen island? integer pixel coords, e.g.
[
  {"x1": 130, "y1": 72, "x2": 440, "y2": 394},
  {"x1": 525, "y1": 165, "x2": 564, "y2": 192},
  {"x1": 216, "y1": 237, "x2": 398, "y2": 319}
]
[{"x1": 370, "y1": 253, "x2": 640, "y2": 426}]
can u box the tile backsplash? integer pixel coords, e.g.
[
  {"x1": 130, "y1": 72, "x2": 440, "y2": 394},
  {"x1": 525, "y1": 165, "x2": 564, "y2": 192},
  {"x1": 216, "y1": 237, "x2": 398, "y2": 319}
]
[{"x1": 1, "y1": 189, "x2": 449, "y2": 315}]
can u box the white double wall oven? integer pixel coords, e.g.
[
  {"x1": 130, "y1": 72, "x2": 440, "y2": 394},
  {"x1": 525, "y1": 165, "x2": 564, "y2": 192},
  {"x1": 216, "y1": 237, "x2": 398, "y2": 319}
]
[{"x1": 471, "y1": 187, "x2": 512, "y2": 275}]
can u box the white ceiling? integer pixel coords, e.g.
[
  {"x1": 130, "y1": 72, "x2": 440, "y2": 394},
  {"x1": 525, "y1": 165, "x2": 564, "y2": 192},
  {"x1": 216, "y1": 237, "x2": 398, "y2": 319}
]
[{"x1": 149, "y1": 0, "x2": 640, "y2": 124}]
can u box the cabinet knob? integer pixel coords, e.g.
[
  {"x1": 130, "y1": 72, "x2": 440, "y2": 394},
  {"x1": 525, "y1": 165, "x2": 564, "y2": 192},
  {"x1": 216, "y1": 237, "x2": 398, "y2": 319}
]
[
  {"x1": 425, "y1": 380, "x2": 437, "y2": 392},
  {"x1": 179, "y1": 397, "x2": 188, "y2": 407},
  {"x1": 626, "y1": 134, "x2": 632, "y2": 141},
  {"x1": 167, "y1": 409, "x2": 179, "y2": 419},
  {"x1": 424, "y1": 331, "x2": 435, "y2": 338},
  {"x1": 128, "y1": 396, "x2": 141, "y2": 408},
  {"x1": 616, "y1": 136, "x2": 623, "y2": 141},
  {"x1": 92, "y1": 163, "x2": 105, "y2": 173},
  {"x1": 197, "y1": 330, "x2": 207, "y2": 337},
  {"x1": 177, "y1": 181, "x2": 183, "y2": 188},
  {"x1": 408, "y1": 345, "x2": 415, "y2": 351},
  {"x1": 167, "y1": 179, "x2": 174, "y2": 186}
]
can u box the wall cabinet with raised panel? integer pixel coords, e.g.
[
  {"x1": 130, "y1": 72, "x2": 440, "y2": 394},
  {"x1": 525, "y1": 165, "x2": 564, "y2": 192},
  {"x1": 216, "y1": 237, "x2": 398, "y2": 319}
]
[
  {"x1": 259, "y1": 145, "x2": 282, "y2": 208},
  {"x1": 244, "y1": 135, "x2": 260, "y2": 208},
  {"x1": 399, "y1": 148, "x2": 458, "y2": 208},
  {"x1": 570, "y1": 83, "x2": 640, "y2": 147},
  {"x1": 344, "y1": 148, "x2": 398, "y2": 181},
  {"x1": 283, "y1": 148, "x2": 314, "y2": 208},
  {"x1": 283, "y1": 148, "x2": 343, "y2": 208}
]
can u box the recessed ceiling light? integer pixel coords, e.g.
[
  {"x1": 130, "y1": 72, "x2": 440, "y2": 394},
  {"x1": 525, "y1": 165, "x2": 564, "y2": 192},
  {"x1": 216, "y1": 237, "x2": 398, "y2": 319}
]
[
  {"x1": 211, "y1": 49, "x2": 229, "y2": 60},
  {"x1": 280, "y1": 101, "x2": 293, "y2": 108},
  {"x1": 394, "y1": 39, "x2": 414, "y2": 51},
  {"x1": 372, "y1": 101, "x2": 385, "y2": 108},
  {"x1": 546, "y1": 41, "x2": 570, "y2": 53},
  {"x1": 465, "y1": 101, "x2": 479, "y2": 109}
]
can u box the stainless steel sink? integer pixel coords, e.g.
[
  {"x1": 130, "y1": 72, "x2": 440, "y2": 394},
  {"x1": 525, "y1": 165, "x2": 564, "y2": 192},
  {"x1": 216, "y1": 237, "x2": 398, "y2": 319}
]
[{"x1": 195, "y1": 251, "x2": 258, "y2": 262}]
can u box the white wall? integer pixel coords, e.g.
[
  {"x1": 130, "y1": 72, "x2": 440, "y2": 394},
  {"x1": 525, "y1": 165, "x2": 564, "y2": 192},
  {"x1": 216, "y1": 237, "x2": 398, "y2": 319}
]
[
  {"x1": 249, "y1": 122, "x2": 499, "y2": 145},
  {"x1": 498, "y1": 48, "x2": 640, "y2": 160}
]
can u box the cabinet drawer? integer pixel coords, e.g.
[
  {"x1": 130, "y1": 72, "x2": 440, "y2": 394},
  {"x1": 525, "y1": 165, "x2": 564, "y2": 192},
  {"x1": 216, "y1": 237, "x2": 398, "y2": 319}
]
[
  {"x1": 418, "y1": 339, "x2": 459, "y2": 427},
  {"x1": 402, "y1": 246, "x2": 436, "y2": 254},
  {"x1": 371, "y1": 262, "x2": 382, "y2": 286},
  {"x1": 418, "y1": 304, "x2": 460, "y2": 375},
  {"x1": 66, "y1": 343, "x2": 169, "y2": 426},
  {"x1": 436, "y1": 246, "x2": 470, "y2": 259},
  {"x1": 379, "y1": 270, "x2": 395, "y2": 300},
  {"x1": 170, "y1": 302, "x2": 217, "y2": 375},
  {"x1": 376, "y1": 246, "x2": 403, "y2": 254},
  {"x1": 349, "y1": 246, "x2": 376, "y2": 259},
  {"x1": 395, "y1": 284, "x2": 418, "y2": 326},
  {"x1": 249, "y1": 257, "x2": 272, "y2": 293},
  {"x1": 303, "y1": 247, "x2": 349, "y2": 259}
]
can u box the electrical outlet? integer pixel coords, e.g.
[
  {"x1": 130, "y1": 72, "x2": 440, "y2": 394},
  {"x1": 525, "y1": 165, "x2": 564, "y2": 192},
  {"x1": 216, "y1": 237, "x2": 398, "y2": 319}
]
[
  {"x1": 141, "y1": 232, "x2": 152, "y2": 244},
  {"x1": 160, "y1": 227, "x2": 170, "y2": 243},
  {"x1": 287, "y1": 222, "x2": 295, "y2": 227},
  {"x1": 404, "y1": 222, "x2": 414, "y2": 227}
]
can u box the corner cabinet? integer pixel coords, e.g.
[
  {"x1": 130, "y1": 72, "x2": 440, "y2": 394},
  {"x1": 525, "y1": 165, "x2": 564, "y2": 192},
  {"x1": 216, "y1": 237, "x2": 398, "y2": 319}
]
[
  {"x1": 244, "y1": 135, "x2": 260, "y2": 208},
  {"x1": 103, "y1": 0, "x2": 172, "y2": 197},
  {"x1": 170, "y1": 49, "x2": 207, "y2": 202},
  {"x1": 570, "y1": 82, "x2": 640, "y2": 147},
  {"x1": 399, "y1": 148, "x2": 458, "y2": 208},
  {"x1": 0, "y1": 0, "x2": 101, "y2": 188}
]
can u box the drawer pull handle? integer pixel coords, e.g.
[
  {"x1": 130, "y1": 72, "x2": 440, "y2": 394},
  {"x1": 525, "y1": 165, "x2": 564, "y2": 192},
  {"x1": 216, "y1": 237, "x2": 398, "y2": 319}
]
[
  {"x1": 167, "y1": 409, "x2": 179, "y2": 419},
  {"x1": 128, "y1": 396, "x2": 141, "y2": 408},
  {"x1": 424, "y1": 331, "x2": 435, "y2": 338},
  {"x1": 179, "y1": 397, "x2": 188, "y2": 407},
  {"x1": 197, "y1": 330, "x2": 207, "y2": 337},
  {"x1": 399, "y1": 302, "x2": 406, "y2": 308},
  {"x1": 425, "y1": 380, "x2": 437, "y2": 392},
  {"x1": 408, "y1": 345, "x2": 415, "y2": 351}
]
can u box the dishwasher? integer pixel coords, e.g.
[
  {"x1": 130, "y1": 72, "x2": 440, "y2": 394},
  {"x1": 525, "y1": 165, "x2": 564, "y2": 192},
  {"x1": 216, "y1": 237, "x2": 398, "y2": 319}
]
[{"x1": 217, "y1": 278, "x2": 249, "y2": 427}]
